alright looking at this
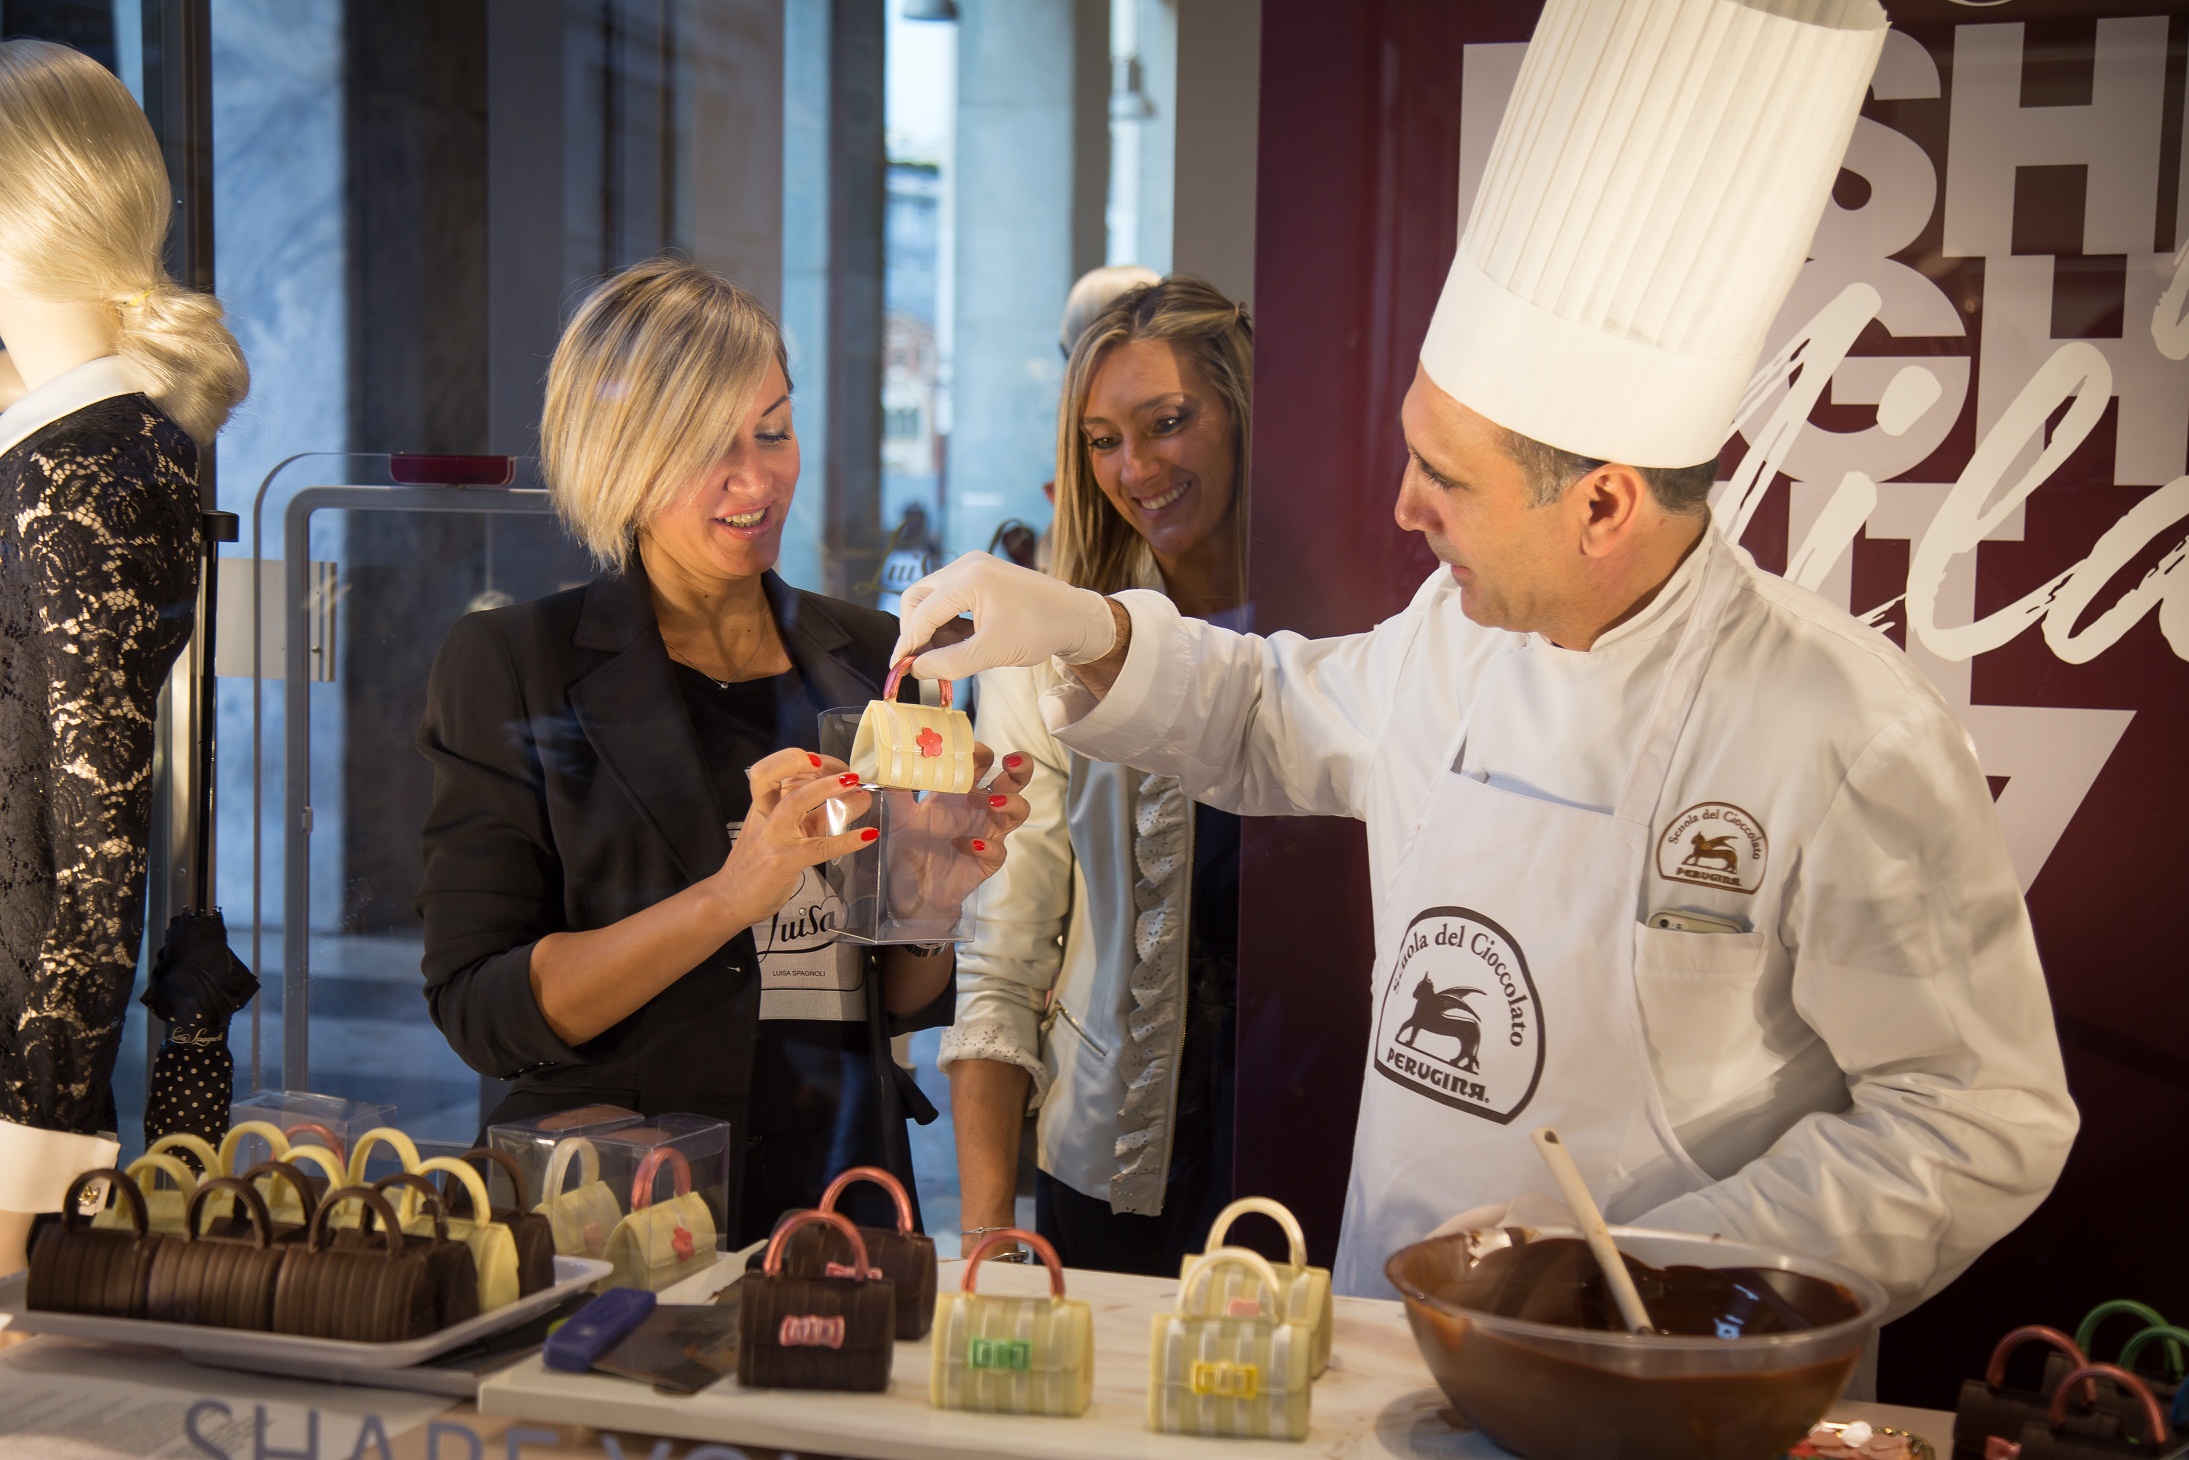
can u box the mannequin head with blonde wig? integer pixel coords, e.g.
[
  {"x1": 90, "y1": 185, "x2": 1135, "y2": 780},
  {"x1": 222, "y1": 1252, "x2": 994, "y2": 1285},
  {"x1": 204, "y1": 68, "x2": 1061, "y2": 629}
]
[{"x1": 0, "y1": 39, "x2": 247, "y2": 443}]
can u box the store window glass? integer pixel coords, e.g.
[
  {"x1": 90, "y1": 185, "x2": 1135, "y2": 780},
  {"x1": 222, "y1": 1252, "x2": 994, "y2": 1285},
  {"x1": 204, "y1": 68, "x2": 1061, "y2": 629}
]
[{"x1": 8, "y1": 0, "x2": 1166, "y2": 1249}]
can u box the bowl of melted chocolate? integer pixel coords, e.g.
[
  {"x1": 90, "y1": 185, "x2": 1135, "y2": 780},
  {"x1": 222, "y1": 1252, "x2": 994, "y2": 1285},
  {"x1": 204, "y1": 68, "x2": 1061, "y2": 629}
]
[{"x1": 1386, "y1": 1227, "x2": 1886, "y2": 1460}]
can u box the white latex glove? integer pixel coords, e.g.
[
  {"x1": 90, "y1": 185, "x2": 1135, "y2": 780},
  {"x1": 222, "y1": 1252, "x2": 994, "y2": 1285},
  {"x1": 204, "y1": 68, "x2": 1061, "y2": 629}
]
[
  {"x1": 888, "y1": 552, "x2": 1119, "y2": 681},
  {"x1": 1426, "y1": 1190, "x2": 1578, "y2": 1240}
]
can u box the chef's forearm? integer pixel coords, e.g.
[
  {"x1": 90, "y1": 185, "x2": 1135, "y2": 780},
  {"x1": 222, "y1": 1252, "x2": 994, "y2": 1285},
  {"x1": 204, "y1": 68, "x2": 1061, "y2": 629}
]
[{"x1": 950, "y1": 1057, "x2": 1031, "y2": 1248}]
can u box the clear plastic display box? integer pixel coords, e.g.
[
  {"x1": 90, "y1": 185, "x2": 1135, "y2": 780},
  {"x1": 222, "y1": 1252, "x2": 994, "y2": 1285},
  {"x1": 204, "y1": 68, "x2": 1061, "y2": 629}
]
[
  {"x1": 816, "y1": 704, "x2": 989, "y2": 945},
  {"x1": 485, "y1": 1103, "x2": 645, "y2": 1223},
  {"x1": 528, "y1": 1114, "x2": 731, "y2": 1293},
  {"x1": 226, "y1": 1089, "x2": 394, "y2": 1176}
]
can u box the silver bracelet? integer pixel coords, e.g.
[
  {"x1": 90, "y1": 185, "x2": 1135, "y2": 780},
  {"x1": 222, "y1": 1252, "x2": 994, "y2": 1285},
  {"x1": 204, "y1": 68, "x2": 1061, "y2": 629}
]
[{"x1": 963, "y1": 1225, "x2": 1034, "y2": 1261}]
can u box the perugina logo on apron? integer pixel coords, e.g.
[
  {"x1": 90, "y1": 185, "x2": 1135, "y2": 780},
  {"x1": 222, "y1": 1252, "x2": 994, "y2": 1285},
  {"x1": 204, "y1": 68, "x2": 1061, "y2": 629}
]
[{"x1": 1372, "y1": 907, "x2": 1545, "y2": 1123}]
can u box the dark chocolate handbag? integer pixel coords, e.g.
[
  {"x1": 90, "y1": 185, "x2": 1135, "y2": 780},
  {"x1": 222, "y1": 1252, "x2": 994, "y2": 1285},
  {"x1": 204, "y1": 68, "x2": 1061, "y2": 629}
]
[
  {"x1": 145, "y1": 1178, "x2": 290, "y2": 1330},
  {"x1": 1957, "y1": 1328, "x2": 2115, "y2": 1460},
  {"x1": 738, "y1": 1209, "x2": 897, "y2": 1392},
  {"x1": 453, "y1": 1147, "x2": 555, "y2": 1296},
  {"x1": 27, "y1": 1168, "x2": 162, "y2": 1319},
  {"x1": 271, "y1": 1186, "x2": 437, "y2": 1342},
  {"x1": 358, "y1": 1172, "x2": 481, "y2": 1328},
  {"x1": 778, "y1": 1165, "x2": 935, "y2": 1340},
  {"x1": 2014, "y1": 1365, "x2": 2173, "y2": 1460}
]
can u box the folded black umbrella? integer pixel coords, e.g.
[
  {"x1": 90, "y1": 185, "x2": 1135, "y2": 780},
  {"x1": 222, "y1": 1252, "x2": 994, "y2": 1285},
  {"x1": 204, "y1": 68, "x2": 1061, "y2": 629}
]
[{"x1": 141, "y1": 514, "x2": 259, "y2": 1155}]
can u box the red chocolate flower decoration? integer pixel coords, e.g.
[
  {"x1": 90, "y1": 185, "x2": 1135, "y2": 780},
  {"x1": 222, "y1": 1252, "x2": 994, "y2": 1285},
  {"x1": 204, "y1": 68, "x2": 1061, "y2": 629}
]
[{"x1": 916, "y1": 726, "x2": 944, "y2": 758}]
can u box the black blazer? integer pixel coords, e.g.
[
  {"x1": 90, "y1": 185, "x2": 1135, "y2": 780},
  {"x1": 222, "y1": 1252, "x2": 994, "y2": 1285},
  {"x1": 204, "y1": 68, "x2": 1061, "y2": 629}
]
[{"x1": 415, "y1": 566, "x2": 947, "y2": 1226}]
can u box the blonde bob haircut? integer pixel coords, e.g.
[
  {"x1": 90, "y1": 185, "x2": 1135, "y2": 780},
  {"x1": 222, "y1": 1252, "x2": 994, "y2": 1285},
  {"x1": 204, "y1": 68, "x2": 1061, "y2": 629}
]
[
  {"x1": 0, "y1": 40, "x2": 249, "y2": 444},
  {"x1": 1051, "y1": 276, "x2": 1252, "y2": 596},
  {"x1": 543, "y1": 258, "x2": 789, "y2": 572}
]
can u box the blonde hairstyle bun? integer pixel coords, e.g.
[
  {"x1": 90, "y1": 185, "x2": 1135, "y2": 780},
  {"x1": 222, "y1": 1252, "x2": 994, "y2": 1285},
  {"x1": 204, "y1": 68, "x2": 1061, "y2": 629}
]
[
  {"x1": 0, "y1": 39, "x2": 248, "y2": 444},
  {"x1": 1051, "y1": 275, "x2": 1253, "y2": 596},
  {"x1": 542, "y1": 257, "x2": 790, "y2": 571}
]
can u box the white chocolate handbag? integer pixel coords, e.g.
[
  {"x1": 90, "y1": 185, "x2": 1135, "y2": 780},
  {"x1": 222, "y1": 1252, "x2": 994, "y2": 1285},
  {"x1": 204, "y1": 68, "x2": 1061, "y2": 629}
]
[
  {"x1": 850, "y1": 675, "x2": 975, "y2": 794},
  {"x1": 414, "y1": 1156, "x2": 522, "y2": 1312},
  {"x1": 1149, "y1": 1247, "x2": 1313, "y2": 1442},
  {"x1": 602, "y1": 1147, "x2": 718, "y2": 1292},
  {"x1": 91, "y1": 1153, "x2": 200, "y2": 1233},
  {"x1": 534, "y1": 1136, "x2": 622, "y2": 1259},
  {"x1": 930, "y1": 1229, "x2": 1092, "y2": 1417},
  {"x1": 1180, "y1": 1196, "x2": 1335, "y2": 1377}
]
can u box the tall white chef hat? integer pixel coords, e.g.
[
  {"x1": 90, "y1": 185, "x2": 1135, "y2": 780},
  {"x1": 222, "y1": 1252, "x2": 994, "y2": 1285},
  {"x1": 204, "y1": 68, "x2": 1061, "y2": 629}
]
[{"x1": 1420, "y1": 0, "x2": 1888, "y2": 468}]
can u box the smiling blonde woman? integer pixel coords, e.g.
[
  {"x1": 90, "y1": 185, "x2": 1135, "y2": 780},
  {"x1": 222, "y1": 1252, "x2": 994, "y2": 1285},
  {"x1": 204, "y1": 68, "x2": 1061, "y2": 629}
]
[
  {"x1": 417, "y1": 257, "x2": 1030, "y2": 1243},
  {"x1": 940, "y1": 276, "x2": 1255, "y2": 1272}
]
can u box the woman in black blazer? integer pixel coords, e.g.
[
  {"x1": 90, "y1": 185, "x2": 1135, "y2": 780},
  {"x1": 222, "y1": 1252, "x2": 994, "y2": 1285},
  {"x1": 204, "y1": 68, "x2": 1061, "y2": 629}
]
[{"x1": 416, "y1": 259, "x2": 1030, "y2": 1243}]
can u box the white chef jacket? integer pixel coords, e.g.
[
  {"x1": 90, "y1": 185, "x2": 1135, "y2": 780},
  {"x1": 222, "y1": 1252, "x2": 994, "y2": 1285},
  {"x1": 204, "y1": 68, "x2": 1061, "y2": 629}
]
[{"x1": 1043, "y1": 529, "x2": 2076, "y2": 1317}]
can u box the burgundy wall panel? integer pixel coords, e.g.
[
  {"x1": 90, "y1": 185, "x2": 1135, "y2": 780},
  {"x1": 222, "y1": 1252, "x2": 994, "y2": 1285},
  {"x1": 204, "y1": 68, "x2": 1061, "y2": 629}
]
[{"x1": 1240, "y1": 0, "x2": 2189, "y2": 1409}]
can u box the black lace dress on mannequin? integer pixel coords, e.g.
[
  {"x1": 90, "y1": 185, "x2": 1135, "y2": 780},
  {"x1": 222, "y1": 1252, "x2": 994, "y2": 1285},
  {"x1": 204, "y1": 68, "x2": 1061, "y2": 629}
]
[{"x1": 0, "y1": 389, "x2": 198, "y2": 1143}]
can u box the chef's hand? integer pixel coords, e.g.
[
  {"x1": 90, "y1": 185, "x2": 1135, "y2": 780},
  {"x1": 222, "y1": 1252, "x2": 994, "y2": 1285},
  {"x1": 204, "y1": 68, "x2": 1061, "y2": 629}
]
[
  {"x1": 1427, "y1": 1191, "x2": 1578, "y2": 1239},
  {"x1": 710, "y1": 748, "x2": 875, "y2": 931},
  {"x1": 888, "y1": 552, "x2": 1120, "y2": 681}
]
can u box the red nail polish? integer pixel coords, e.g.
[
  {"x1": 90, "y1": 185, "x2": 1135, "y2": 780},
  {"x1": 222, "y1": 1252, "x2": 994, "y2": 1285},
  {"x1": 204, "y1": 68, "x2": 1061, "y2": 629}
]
[
  {"x1": 861, "y1": 827, "x2": 880, "y2": 843},
  {"x1": 839, "y1": 772, "x2": 860, "y2": 786},
  {"x1": 988, "y1": 794, "x2": 1008, "y2": 808},
  {"x1": 971, "y1": 840, "x2": 987, "y2": 852},
  {"x1": 808, "y1": 753, "x2": 821, "y2": 768},
  {"x1": 1004, "y1": 754, "x2": 1024, "y2": 769}
]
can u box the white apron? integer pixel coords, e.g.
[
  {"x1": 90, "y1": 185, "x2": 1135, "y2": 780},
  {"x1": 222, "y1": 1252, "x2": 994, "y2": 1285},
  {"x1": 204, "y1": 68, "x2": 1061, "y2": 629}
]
[{"x1": 1332, "y1": 539, "x2": 1738, "y2": 1298}]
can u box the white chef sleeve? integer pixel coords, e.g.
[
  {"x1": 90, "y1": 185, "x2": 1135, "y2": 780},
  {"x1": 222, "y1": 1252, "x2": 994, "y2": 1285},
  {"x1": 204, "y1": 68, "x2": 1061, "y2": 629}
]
[
  {"x1": 1638, "y1": 701, "x2": 2078, "y2": 1319},
  {"x1": 1042, "y1": 586, "x2": 1422, "y2": 820},
  {"x1": 937, "y1": 665, "x2": 1073, "y2": 1105}
]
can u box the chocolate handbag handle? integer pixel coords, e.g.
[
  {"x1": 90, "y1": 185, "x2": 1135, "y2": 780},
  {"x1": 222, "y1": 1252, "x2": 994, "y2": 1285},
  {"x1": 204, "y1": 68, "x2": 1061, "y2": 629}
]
[
  {"x1": 369, "y1": 1172, "x2": 452, "y2": 1241},
  {"x1": 186, "y1": 1177, "x2": 275, "y2": 1247},
  {"x1": 1203, "y1": 1197, "x2": 1308, "y2": 1269},
  {"x1": 345, "y1": 1126, "x2": 417, "y2": 1185},
  {"x1": 125, "y1": 1152, "x2": 201, "y2": 1198},
  {"x1": 630, "y1": 1147, "x2": 692, "y2": 1211},
  {"x1": 282, "y1": 1143, "x2": 348, "y2": 1191},
  {"x1": 1180, "y1": 1245, "x2": 1285, "y2": 1319},
  {"x1": 540, "y1": 1137, "x2": 600, "y2": 1201},
  {"x1": 235, "y1": 1161, "x2": 320, "y2": 1227},
  {"x1": 1988, "y1": 1324, "x2": 2095, "y2": 1402},
  {"x1": 458, "y1": 1146, "x2": 530, "y2": 1209},
  {"x1": 65, "y1": 1167, "x2": 150, "y2": 1238},
  {"x1": 964, "y1": 1228, "x2": 1065, "y2": 1298},
  {"x1": 764, "y1": 1208, "x2": 870, "y2": 1278},
  {"x1": 219, "y1": 1120, "x2": 290, "y2": 1175},
  {"x1": 306, "y1": 1186, "x2": 406, "y2": 1258},
  {"x1": 284, "y1": 1122, "x2": 349, "y2": 1172},
  {"x1": 147, "y1": 1132, "x2": 220, "y2": 1179},
  {"x1": 882, "y1": 660, "x2": 953, "y2": 708},
  {"x1": 2114, "y1": 1325, "x2": 2189, "y2": 1383},
  {"x1": 2047, "y1": 1364, "x2": 2170, "y2": 1445},
  {"x1": 2076, "y1": 1301, "x2": 2173, "y2": 1361},
  {"x1": 818, "y1": 1165, "x2": 914, "y2": 1235}
]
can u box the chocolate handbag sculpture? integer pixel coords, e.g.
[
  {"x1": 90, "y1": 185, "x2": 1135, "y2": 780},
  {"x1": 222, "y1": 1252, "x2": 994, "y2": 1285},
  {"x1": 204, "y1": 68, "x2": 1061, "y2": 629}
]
[
  {"x1": 738, "y1": 1209, "x2": 897, "y2": 1392},
  {"x1": 144, "y1": 1178, "x2": 290, "y2": 1331},
  {"x1": 1954, "y1": 1327, "x2": 2104, "y2": 1460},
  {"x1": 778, "y1": 1165, "x2": 936, "y2": 1340},
  {"x1": 28, "y1": 1168, "x2": 162, "y2": 1319},
  {"x1": 2012, "y1": 1365, "x2": 2173, "y2": 1460},
  {"x1": 358, "y1": 1173, "x2": 483, "y2": 1328},
  {"x1": 89, "y1": 1152, "x2": 200, "y2": 1234},
  {"x1": 1149, "y1": 1246, "x2": 1314, "y2": 1442},
  {"x1": 270, "y1": 1186, "x2": 438, "y2": 1342},
  {"x1": 414, "y1": 1157, "x2": 523, "y2": 1311},
  {"x1": 850, "y1": 670, "x2": 975, "y2": 793},
  {"x1": 456, "y1": 1146, "x2": 556, "y2": 1295},
  {"x1": 535, "y1": 1136, "x2": 623, "y2": 1260},
  {"x1": 603, "y1": 1147, "x2": 718, "y2": 1293},
  {"x1": 1180, "y1": 1197, "x2": 1334, "y2": 1378},
  {"x1": 930, "y1": 1229, "x2": 1093, "y2": 1417}
]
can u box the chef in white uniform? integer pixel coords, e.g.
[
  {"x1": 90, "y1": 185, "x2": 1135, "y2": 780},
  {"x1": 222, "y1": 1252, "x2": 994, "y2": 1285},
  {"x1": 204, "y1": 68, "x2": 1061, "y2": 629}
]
[{"x1": 894, "y1": 0, "x2": 2077, "y2": 1319}]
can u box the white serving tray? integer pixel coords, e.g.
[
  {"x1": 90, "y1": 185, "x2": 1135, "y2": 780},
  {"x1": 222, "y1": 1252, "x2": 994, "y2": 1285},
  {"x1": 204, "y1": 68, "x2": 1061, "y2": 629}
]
[{"x1": 1, "y1": 1255, "x2": 611, "y2": 1383}]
